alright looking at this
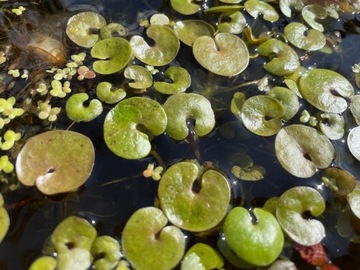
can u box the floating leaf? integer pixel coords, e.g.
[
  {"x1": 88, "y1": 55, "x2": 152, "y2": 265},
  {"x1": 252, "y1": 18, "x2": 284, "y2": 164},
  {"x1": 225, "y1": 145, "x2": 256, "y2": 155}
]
[
  {"x1": 29, "y1": 256, "x2": 57, "y2": 270},
  {"x1": 158, "y1": 161, "x2": 231, "y2": 232},
  {"x1": 258, "y1": 39, "x2": 300, "y2": 76},
  {"x1": 66, "y1": 12, "x2": 106, "y2": 48},
  {"x1": 220, "y1": 0, "x2": 242, "y2": 3},
  {"x1": 279, "y1": 0, "x2": 304, "y2": 17},
  {"x1": 130, "y1": 25, "x2": 180, "y2": 66},
  {"x1": 91, "y1": 37, "x2": 132, "y2": 75},
  {"x1": 230, "y1": 92, "x2": 246, "y2": 119},
  {"x1": 104, "y1": 97, "x2": 167, "y2": 159},
  {"x1": 241, "y1": 95, "x2": 285, "y2": 136},
  {"x1": 318, "y1": 113, "x2": 345, "y2": 140},
  {"x1": 51, "y1": 216, "x2": 97, "y2": 270},
  {"x1": 163, "y1": 93, "x2": 215, "y2": 140},
  {"x1": 301, "y1": 4, "x2": 327, "y2": 32},
  {"x1": 181, "y1": 243, "x2": 224, "y2": 270},
  {"x1": 267, "y1": 86, "x2": 299, "y2": 120},
  {"x1": 299, "y1": 69, "x2": 354, "y2": 113},
  {"x1": 284, "y1": 22, "x2": 326, "y2": 51},
  {"x1": 275, "y1": 125, "x2": 335, "y2": 178},
  {"x1": 96, "y1": 82, "x2": 126, "y2": 104},
  {"x1": 100, "y1": 22, "x2": 127, "y2": 39},
  {"x1": 173, "y1": 20, "x2": 215, "y2": 47},
  {"x1": 170, "y1": 0, "x2": 200, "y2": 15},
  {"x1": 218, "y1": 11, "x2": 247, "y2": 34},
  {"x1": 91, "y1": 236, "x2": 121, "y2": 270},
  {"x1": 322, "y1": 167, "x2": 356, "y2": 200},
  {"x1": 276, "y1": 186, "x2": 326, "y2": 246},
  {"x1": 192, "y1": 32, "x2": 249, "y2": 77},
  {"x1": 153, "y1": 66, "x2": 191, "y2": 94},
  {"x1": 121, "y1": 207, "x2": 185, "y2": 270},
  {"x1": 223, "y1": 207, "x2": 284, "y2": 266},
  {"x1": 0, "y1": 194, "x2": 9, "y2": 243},
  {"x1": 16, "y1": 130, "x2": 95, "y2": 195},
  {"x1": 244, "y1": 0, "x2": 279, "y2": 22},
  {"x1": 150, "y1": 14, "x2": 171, "y2": 26},
  {"x1": 350, "y1": 95, "x2": 360, "y2": 125},
  {"x1": 347, "y1": 126, "x2": 360, "y2": 162},
  {"x1": 206, "y1": 5, "x2": 242, "y2": 13},
  {"x1": 66, "y1": 93, "x2": 103, "y2": 122},
  {"x1": 124, "y1": 65, "x2": 153, "y2": 91},
  {"x1": 348, "y1": 186, "x2": 360, "y2": 219}
]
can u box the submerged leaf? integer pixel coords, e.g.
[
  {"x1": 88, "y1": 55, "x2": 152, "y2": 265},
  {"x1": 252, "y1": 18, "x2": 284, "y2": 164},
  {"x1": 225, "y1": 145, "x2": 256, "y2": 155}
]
[{"x1": 322, "y1": 167, "x2": 356, "y2": 200}]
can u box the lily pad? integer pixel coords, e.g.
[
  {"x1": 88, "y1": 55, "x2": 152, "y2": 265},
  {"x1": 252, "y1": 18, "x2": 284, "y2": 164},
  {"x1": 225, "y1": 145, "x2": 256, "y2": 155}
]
[
  {"x1": 29, "y1": 256, "x2": 57, "y2": 270},
  {"x1": 181, "y1": 243, "x2": 224, "y2": 270},
  {"x1": 241, "y1": 95, "x2": 285, "y2": 136},
  {"x1": 91, "y1": 236, "x2": 121, "y2": 270},
  {"x1": 130, "y1": 25, "x2": 180, "y2": 66},
  {"x1": 275, "y1": 125, "x2": 335, "y2": 178},
  {"x1": 124, "y1": 65, "x2": 153, "y2": 91},
  {"x1": 158, "y1": 161, "x2": 231, "y2": 232},
  {"x1": 103, "y1": 97, "x2": 167, "y2": 159},
  {"x1": 258, "y1": 39, "x2": 300, "y2": 76},
  {"x1": 66, "y1": 11, "x2": 106, "y2": 48},
  {"x1": 218, "y1": 11, "x2": 247, "y2": 34},
  {"x1": 267, "y1": 86, "x2": 299, "y2": 120},
  {"x1": 350, "y1": 95, "x2": 360, "y2": 125},
  {"x1": 173, "y1": 20, "x2": 215, "y2": 47},
  {"x1": 163, "y1": 93, "x2": 215, "y2": 141},
  {"x1": 276, "y1": 186, "x2": 326, "y2": 246},
  {"x1": 318, "y1": 113, "x2": 345, "y2": 140},
  {"x1": 347, "y1": 126, "x2": 360, "y2": 162},
  {"x1": 91, "y1": 37, "x2": 132, "y2": 75},
  {"x1": 192, "y1": 32, "x2": 249, "y2": 77},
  {"x1": 279, "y1": 0, "x2": 304, "y2": 17},
  {"x1": 230, "y1": 92, "x2": 246, "y2": 119},
  {"x1": 223, "y1": 207, "x2": 284, "y2": 266},
  {"x1": 100, "y1": 22, "x2": 127, "y2": 39},
  {"x1": 284, "y1": 22, "x2": 326, "y2": 51},
  {"x1": 153, "y1": 66, "x2": 191, "y2": 94},
  {"x1": 299, "y1": 69, "x2": 354, "y2": 113},
  {"x1": 16, "y1": 130, "x2": 95, "y2": 195},
  {"x1": 244, "y1": 0, "x2": 279, "y2": 22},
  {"x1": 322, "y1": 167, "x2": 356, "y2": 200},
  {"x1": 301, "y1": 4, "x2": 327, "y2": 32},
  {"x1": 170, "y1": 0, "x2": 200, "y2": 15},
  {"x1": 65, "y1": 93, "x2": 103, "y2": 122},
  {"x1": 348, "y1": 186, "x2": 360, "y2": 219},
  {"x1": 96, "y1": 82, "x2": 126, "y2": 104},
  {"x1": 0, "y1": 194, "x2": 9, "y2": 243},
  {"x1": 121, "y1": 207, "x2": 185, "y2": 270}
]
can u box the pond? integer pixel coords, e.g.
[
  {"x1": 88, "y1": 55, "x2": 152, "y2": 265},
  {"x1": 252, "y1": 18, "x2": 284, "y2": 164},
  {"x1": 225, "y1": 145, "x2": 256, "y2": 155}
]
[{"x1": 0, "y1": 0, "x2": 360, "y2": 269}]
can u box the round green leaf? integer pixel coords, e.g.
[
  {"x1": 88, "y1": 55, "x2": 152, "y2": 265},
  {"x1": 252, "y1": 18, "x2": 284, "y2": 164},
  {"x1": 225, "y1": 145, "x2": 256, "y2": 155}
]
[
  {"x1": 154, "y1": 66, "x2": 191, "y2": 94},
  {"x1": 173, "y1": 20, "x2": 215, "y2": 47},
  {"x1": 96, "y1": 82, "x2": 126, "y2": 104},
  {"x1": 244, "y1": 0, "x2": 279, "y2": 22},
  {"x1": 130, "y1": 25, "x2": 180, "y2": 66},
  {"x1": 322, "y1": 167, "x2": 356, "y2": 200},
  {"x1": 192, "y1": 32, "x2": 249, "y2": 77},
  {"x1": 279, "y1": 0, "x2": 304, "y2": 17},
  {"x1": 284, "y1": 22, "x2": 326, "y2": 51},
  {"x1": 301, "y1": 4, "x2": 327, "y2": 32},
  {"x1": 258, "y1": 38, "x2": 300, "y2": 76},
  {"x1": 0, "y1": 194, "x2": 9, "y2": 244},
  {"x1": 121, "y1": 207, "x2": 185, "y2": 270},
  {"x1": 170, "y1": 0, "x2": 200, "y2": 15},
  {"x1": 91, "y1": 236, "x2": 121, "y2": 270},
  {"x1": 66, "y1": 93, "x2": 103, "y2": 123},
  {"x1": 350, "y1": 95, "x2": 360, "y2": 125},
  {"x1": 29, "y1": 256, "x2": 57, "y2": 270},
  {"x1": 348, "y1": 186, "x2": 360, "y2": 219},
  {"x1": 66, "y1": 11, "x2": 106, "y2": 48},
  {"x1": 163, "y1": 93, "x2": 215, "y2": 141},
  {"x1": 100, "y1": 22, "x2": 127, "y2": 39},
  {"x1": 223, "y1": 207, "x2": 284, "y2": 266},
  {"x1": 299, "y1": 69, "x2": 354, "y2": 113},
  {"x1": 91, "y1": 37, "x2": 132, "y2": 75},
  {"x1": 318, "y1": 113, "x2": 345, "y2": 140},
  {"x1": 347, "y1": 126, "x2": 360, "y2": 162},
  {"x1": 275, "y1": 125, "x2": 335, "y2": 178},
  {"x1": 267, "y1": 86, "x2": 299, "y2": 120},
  {"x1": 124, "y1": 65, "x2": 153, "y2": 91},
  {"x1": 181, "y1": 243, "x2": 224, "y2": 270},
  {"x1": 218, "y1": 11, "x2": 247, "y2": 34},
  {"x1": 241, "y1": 95, "x2": 285, "y2": 136},
  {"x1": 276, "y1": 186, "x2": 326, "y2": 245},
  {"x1": 158, "y1": 161, "x2": 231, "y2": 232},
  {"x1": 16, "y1": 130, "x2": 95, "y2": 195},
  {"x1": 103, "y1": 97, "x2": 167, "y2": 159}
]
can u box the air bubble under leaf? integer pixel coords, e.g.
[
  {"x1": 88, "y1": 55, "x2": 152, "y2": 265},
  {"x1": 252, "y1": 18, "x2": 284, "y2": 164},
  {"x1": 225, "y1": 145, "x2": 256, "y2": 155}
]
[
  {"x1": 276, "y1": 186, "x2": 326, "y2": 246},
  {"x1": 0, "y1": 194, "x2": 9, "y2": 243},
  {"x1": 153, "y1": 66, "x2": 191, "y2": 95},
  {"x1": 258, "y1": 39, "x2": 300, "y2": 76},
  {"x1": 241, "y1": 95, "x2": 285, "y2": 136},
  {"x1": 170, "y1": 0, "x2": 200, "y2": 15},
  {"x1": 244, "y1": 0, "x2": 279, "y2": 22},
  {"x1": 299, "y1": 69, "x2": 354, "y2": 113},
  {"x1": 65, "y1": 93, "x2": 103, "y2": 122},
  {"x1": 163, "y1": 93, "x2": 215, "y2": 140},
  {"x1": 16, "y1": 130, "x2": 95, "y2": 195},
  {"x1": 91, "y1": 37, "x2": 132, "y2": 75},
  {"x1": 192, "y1": 32, "x2": 249, "y2": 77},
  {"x1": 301, "y1": 4, "x2": 327, "y2": 32},
  {"x1": 173, "y1": 20, "x2": 215, "y2": 47},
  {"x1": 121, "y1": 207, "x2": 185, "y2": 270},
  {"x1": 275, "y1": 125, "x2": 335, "y2": 178},
  {"x1": 130, "y1": 25, "x2": 180, "y2": 66},
  {"x1": 223, "y1": 207, "x2": 284, "y2": 266},
  {"x1": 347, "y1": 126, "x2": 360, "y2": 162},
  {"x1": 124, "y1": 65, "x2": 153, "y2": 91},
  {"x1": 103, "y1": 97, "x2": 167, "y2": 159},
  {"x1": 158, "y1": 161, "x2": 231, "y2": 232},
  {"x1": 66, "y1": 11, "x2": 106, "y2": 48},
  {"x1": 284, "y1": 22, "x2": 326, "y2": 51}
]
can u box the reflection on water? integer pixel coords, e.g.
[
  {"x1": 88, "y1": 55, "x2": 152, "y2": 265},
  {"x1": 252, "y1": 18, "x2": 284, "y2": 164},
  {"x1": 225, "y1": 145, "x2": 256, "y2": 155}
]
[{"x1": 0, "y1": 0, "x2": 360, "y2": 269}]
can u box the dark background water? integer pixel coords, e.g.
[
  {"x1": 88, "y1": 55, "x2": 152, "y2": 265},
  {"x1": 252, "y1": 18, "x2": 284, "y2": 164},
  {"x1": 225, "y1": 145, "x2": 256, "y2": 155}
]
[{"x1": 1, "y1": 0, "x2": 360, "y2": 269}]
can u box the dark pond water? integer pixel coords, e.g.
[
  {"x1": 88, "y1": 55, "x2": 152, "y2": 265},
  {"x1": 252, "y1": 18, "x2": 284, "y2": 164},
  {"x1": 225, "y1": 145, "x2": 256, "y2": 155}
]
[{"x1": 1, "y1": 0, "x2": 360, "y2": 269}]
